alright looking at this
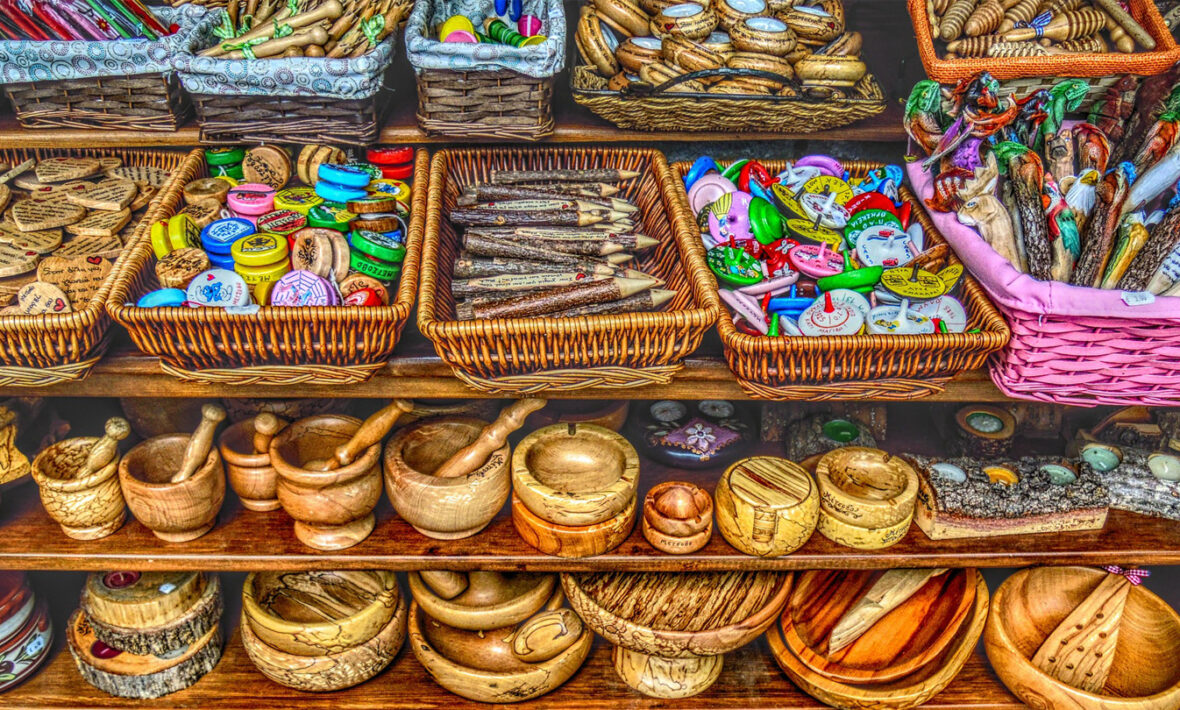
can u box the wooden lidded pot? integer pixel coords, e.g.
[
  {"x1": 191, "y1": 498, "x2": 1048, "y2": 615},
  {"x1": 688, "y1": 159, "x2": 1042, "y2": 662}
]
[
  {"x1": 32, "y1": 417, "x2": 130, "y2": 540},
  {"x1": 119, "y1": 434, "x2": 225, "y2": 543}
]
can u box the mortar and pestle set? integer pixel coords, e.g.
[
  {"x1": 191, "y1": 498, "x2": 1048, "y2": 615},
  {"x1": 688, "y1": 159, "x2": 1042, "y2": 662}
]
[
  {"x1": 32, "y1": 417, "x2": 131, "y2": 540},
  {"x1": 407, "y1": 570, "x2": 593, "y2": 703}
]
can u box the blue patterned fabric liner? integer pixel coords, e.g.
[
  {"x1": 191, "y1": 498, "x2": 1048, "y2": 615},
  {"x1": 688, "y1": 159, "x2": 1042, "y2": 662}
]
[
  {"x1": 0, "y1": 6, "x2": 212, "y2": 85},
  {"x1": 406, "y1": 0, "x2": 564, "y2": 79},
  {"x1": 175, "y1": 9, "x2": 396, "y2": 100}
]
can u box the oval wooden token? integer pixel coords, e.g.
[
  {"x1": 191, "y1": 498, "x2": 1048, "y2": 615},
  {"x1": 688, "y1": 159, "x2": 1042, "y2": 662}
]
[
  {"x1": 0, "y1": 243, "x2": 41, "y2": 278},
  {"x1": 37, "y1": 255, "x2": 112, "y2": 304},
  {"x1": 242, "y1": 146, "x2": 291, "y2": 190},
  {"x1": 0, "y1": 224, "x2": 61, "y2": 254},
  {"x1": 338, "y1": 273, "x2": 389, "y2": 304},
  {"x1": 346, "y1": 195, "x2": 398, "y2": 214},
  {"x1": 55, "y1": 235, "x2": 123, "y2": 259},
  {"x1": 35, "y1": 157, "x2": 101, "y2": 183},
  {"x1": 104, "y1": 165, "x2": 171, "y2": 188},
  {"x1": 297, "y1": 145, "x2": 346, "y2": 186},
  {"x1": 17, "y1": 281, "x2": 71, "y2": 314},
  {"x1": 289, "y1": 229, "x2": 333, "y2": 278},
  {"x1": 155, "y1": 248, "x2": 210, "y2": 289},
  {"x1": 84, "y1": 572, "x2": 206, "y2": 629},
  {"x1": 348, "y1": 213, "x2": 401, "y2": 233},
  {"x1": 178, "y1": 200, "x2": 222, "y2": 229},
  {"x1": 183, "y1": 178, "x2": 230, "y2": 206},
  {"x1": 65, "y1": 208, "x2": 132, "y2": 238},
  {"x1": 11, "y1": 197, "x2": 87, "y2": 232},
  {"x1": 66, "y1": 179, "x2": 138, "y2": 211}
]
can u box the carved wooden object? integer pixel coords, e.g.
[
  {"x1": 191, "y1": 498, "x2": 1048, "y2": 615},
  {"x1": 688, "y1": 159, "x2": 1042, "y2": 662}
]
[
  {"x1": 218, "y1": 413, "x2": 285, "y2": 512},
  {"x1": 119, "y1": 430, "x2": 226, "y2": 543},
  {"x1": 815, "y1": 447, "x2": 919, "y2": 530},
  {"x1": 409, "y1": 572, "x2": 556, "y2": 631},
  {"x1": 432, "y1": 399, "x2": 546, "y2": 479},
  {"x1": 512, "y1": 492, "x2": 636, "y2": 558},
  {"x1": 715, "y1": 456, "x2": 819, "y2": 557},
  {"x1": 31, "y1": 417, "x2": 129, "y2": 540},
  {"x1": 642, "y1": 481, "x2": 714, "y2": 554}
]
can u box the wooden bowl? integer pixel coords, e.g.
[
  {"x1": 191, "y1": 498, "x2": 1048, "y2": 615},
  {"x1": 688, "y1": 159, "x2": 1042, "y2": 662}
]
[
  {"x1": 729, "y1": 16, "x2": 796, "y2": 55},
  {"x1": 32, "y1": 438, "x2": 125, "y2": 540},
  {"x1": 642, "y1": 481, "x2": 713, "y2": 554},
  {"x1": 714, "y1": 0, "x2": 766, "y2": 31},
  {"x1": 769, "y1": 571, "x2": 989, "y2": 710},
  {"x1": 240, "y1": 590, "x2": 407, "y2": 692},
  {"x1": 512, "y1": 423, "x2": 640, "y2": 527},
  {"x1": 218, "y1": 419, "x2": 279, "y2": 512},
  {"x1": 407, "y1": 590, "x2": 593, "y2": 703},
  {"x1": 512, "y1": 491, "x2": 636, "y2": 558},
  {"x1": 651, "y1": 2, "x2": 719, "y2": 40},
  {"x1": 269, "y1": 414, "x2": 382, "y2": 551},
  {"x1": 612, "y1": 645, "x2": 724, "y2": 698},
  {"x1": 561, "y1": 570, "x2": 791, "y2": 658},
  {"x1": 408, "y1": 572, "x2": 556, "y2": 632},
  {"x1": 776, "y1": 0, "x2": 843, "y2": 42},
  {"x1": 793, "y1": 55, "x2": 866, "y2": 86},
  {"x1": 815, "y1": 447, "x2": 918, "y2": 529},
  {"x1": 715, "y1": 456, "x2": 819, "y2": 557},
  {"x1": 119, "y1": 434, "x2": 225, "y2": 543},
  {"x1": 243, "y1": 571, "x2": 400, "y2": 657},
  {"x1": 984, "y1": 566, "x2": 1180, "y2": 710},
  {"x1": 383, "y1": 417, "x2": 509, "y2": 540},
  {"x1": 617, "y1": 36, "x2": 664, "y2": 74}
]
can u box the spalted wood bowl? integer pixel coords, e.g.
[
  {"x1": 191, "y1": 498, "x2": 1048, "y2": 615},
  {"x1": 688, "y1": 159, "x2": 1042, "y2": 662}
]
[
  {"x1": 561, "y1": 571, "x2": 792, "y2": 658},
  {"x1": 769, "y1": 571, "x2": 989, "y2": 710},
  {"x1": 782, "y1": 569, "x2": 976, "y2": 685},
  {"x1": 408, "y1": 572, "x2": 556, "y2": 632},
  {"x1": 243, "y1": 571, "x2": 401, "y2": 657},
  {"x1": 32, "y1": 437, "x2": 125, "y2": 540},
  {"x1": 985, "y1": 566, "x2": 1180, "y2": 710}
]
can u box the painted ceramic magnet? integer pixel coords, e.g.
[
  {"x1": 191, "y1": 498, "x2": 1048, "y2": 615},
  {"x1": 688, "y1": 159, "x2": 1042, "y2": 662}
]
[{"x1": 629, "y1": 400, "x2": 752, "y2": 469}]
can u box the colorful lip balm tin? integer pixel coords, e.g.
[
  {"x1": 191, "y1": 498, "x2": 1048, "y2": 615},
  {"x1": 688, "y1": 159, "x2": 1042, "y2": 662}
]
[
  {"x1": 270, "y1": 270, "x2": 338, "y2": 306},
  {"x1": 185, "y1": 269, "x2": 251, "y2": 307},
  {"x1": 227, "y1": 184, "x2": 276, "y2": 216}
]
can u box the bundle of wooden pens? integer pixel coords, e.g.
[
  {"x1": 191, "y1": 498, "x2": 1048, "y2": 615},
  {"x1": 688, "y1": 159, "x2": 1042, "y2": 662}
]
[
  {"x1": 195, "y1": 0, "x2": 406, "y2": 59},
  {"x1": 926, "y1": 0, "x2": 1156, "y2": 57},
  {"x1": 910, "y1": 69, "x2": 1180, "y2": 293},
  {"x1": 447, "y1": 168, "x2": 675, "y2": 320},
  {"x1": 0, "y1": 0, "x2": 173, "y2": 40}
]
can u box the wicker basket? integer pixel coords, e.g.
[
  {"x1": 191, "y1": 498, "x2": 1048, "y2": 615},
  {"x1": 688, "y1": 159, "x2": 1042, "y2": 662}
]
[
  {"x1": 418, "y1": 147, "x2": 721, "y2": 394},
  {"x1": 0, "y1": 147, "x2": 190, "y2": 386},
  {"x1": 908, "y1": 0, "x2": 1180, "y2": 103},
  {"x1": 106, "y1": 150, "x2": 428, "y2": 386},
  {"x1": 571, "y1": 65, "x2": 887, "y2": 133},
  {"x1": 671, "y1": 159, "x2": 1010, "y2": 401}
]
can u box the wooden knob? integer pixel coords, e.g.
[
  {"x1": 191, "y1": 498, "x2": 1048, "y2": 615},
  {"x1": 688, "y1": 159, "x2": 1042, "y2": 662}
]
[
  {"x1": 252, "y1": 413, "x2": 285, "y2": 456},
  {"x1": 171, "y1": 404, "x2": 226, "y2": 484},
  {"x1": 80, "y1": 416, "x2": 131, "y2": 476}
]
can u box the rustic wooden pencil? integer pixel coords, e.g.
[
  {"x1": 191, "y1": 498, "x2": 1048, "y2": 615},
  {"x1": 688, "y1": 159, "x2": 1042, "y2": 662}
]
[
  {"x1": 450, "y1": 208, "x2": 605, "y2": 227},
  {"x1": 504, "y1": 182, "x2": 621, "y2": 197},
  {"x1": 546, "y1": 288, "x2": 678, "y2": 317},
  {"x1": 454, "y1": 256, "x2": 624, "y2": 278},
  {"x1": 450, "y1": 272, "x2": 615, "y2": 297},
  {"x1": 489, "y1": 169, "x2": 642, "y2": 185},
  {"x1": 462, "y1": 232, "x2": 617, "y2": 264},
  {"x1": 467, "y1": 227, "x2": 658, "y2": 250},
  {"x1": 459, "y1": 185, "x2": 637, "y2": 214},
  {"x1": 456, "y1": 276, "x2": 655, "y2": 319}
]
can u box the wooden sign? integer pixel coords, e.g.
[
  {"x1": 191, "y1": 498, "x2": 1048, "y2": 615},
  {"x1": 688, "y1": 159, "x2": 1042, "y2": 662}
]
[
  {"x1": 55, "y1": 236, "x2": 123, "y2": 259},
  {"x1": 17, "y1": 281, "x2": 72, "y2": 314},
  {"x1": 67, "y1": 179, "x2": 138, "y2": 212},
  {"x1": 37, "y1": 255, "x2": 112, "y2": 304},
  {"x1": 0, "y1": 224, "x2": 62, "y2": 254},
  {"x1": 0, "y1": 243, "x2": 41, "y2": 278},
  {"x1": 105, "y1": 165, "x2": 172, "y2": 188},
  {"x1": 10, "y1": 197, "x2": 87, "y2": 232},
  {"x1": 34, "y1": 157, "x2": 101, "y2": 183},
  {"x1": 65, "y1": 208, "x2": 131, "y2": 239}
]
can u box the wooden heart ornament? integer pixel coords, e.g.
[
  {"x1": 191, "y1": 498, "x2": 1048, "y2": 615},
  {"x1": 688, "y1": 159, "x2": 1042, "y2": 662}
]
[
  {"x1": 54, "y1": 235, "x2": 123, "y2": 260},
  {"x1": 66, "y1": 179, "x2": 138, "y2": 212},
  {"x1": 0, "y1": 224, "x2": 62, "y2": 254},
  {"x1": 34, "y1": 157, "x2": 101, "y2": 184},
  {"x1": 105, "y1": 165, "x2": 172, "y2": 188},
  {"x1": 36, "y1": 255, "x2": 112, "y2": 305},
  {"x1": 16, "y1": 281, "x2": 72, "y2": 314},
  {"x1": 65, "y1": 208, "x2": 132, "y2": 238},
  {"x1": 10, "y1": 197, "x2": 87, "y2": 232}
]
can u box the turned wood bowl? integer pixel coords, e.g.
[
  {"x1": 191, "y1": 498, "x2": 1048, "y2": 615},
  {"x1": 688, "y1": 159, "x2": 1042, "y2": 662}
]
[
  {"x1": 781, "y1": 569, "x2": 977, "y2": 685},
  {"x1": 512, "y1": 423, "x2": 640, "y2": 527},
  {"x1": 985, "y1": 566, "x2": 1180, "y2": 710},
  {"x1": 119, "y1": 434, "x2": 225, "y2": 543},
  {"x1": 511, "y1": 491, "x2": 636, "y2": 558},
  {"x1": 409, "y1": 572, "x2": 556, "y2": 632},
  {"x1": 642, "y1": 481, "x2": 713, "y2": 555},
  {"x1": 269, "y1": 415, "x2": 382, "y2": 551},
  {"x1": 243, "y1": 571, "x2": 401, "y2": 657},
  {"x1": 240, "y1": 588, "x2": 407, "y2": 692},
  {"x1": 561, "y1": 570, "x2": 792, "y2": 658},
  {"x1": 815, "y1": 447, "x2": 919, "y2": 530},
  {"x1": 32, "y1": 438, "x2": 125, "y2": 540},
  {"x1": 407, "y1": 588, "x2": 593, "y2": 703},
  {"x1": 383, "y1": 417, "x2": 510, "y2": 540},
  {"x1": 219, "y1": 419, "x2": 279, "y2": 512},
  {"x1": 769, "y1": 571, "x2": 989, "y2": 710}
]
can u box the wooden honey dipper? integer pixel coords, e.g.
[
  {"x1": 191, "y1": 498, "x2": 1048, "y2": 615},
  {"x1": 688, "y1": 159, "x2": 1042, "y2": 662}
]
[
  {"x1": 171, "y1": 404, "x2": 226, "y2": 484},
  {"x1": 431, "y1": 399, "x2": 547, "y2": 479},
  {"x1": 307, "y1": 400, "x2": 412, "y2": 472},
  {"x1": 252, "y1": 413, "x2": 286, "y2": 456},
  {"x1": 78, "y1": 417, "x2": 130, "y2": 478}
]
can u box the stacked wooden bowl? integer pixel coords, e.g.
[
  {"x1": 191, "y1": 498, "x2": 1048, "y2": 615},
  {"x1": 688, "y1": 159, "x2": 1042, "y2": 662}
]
[
  {"x1": 407, "y1": 571, "x2": 593, "y2": 703},
  {"x1": 240, "y1": 570, "x2": 406, "y2": 691},
  {"x1": 0, "y1": 572, "x2": 52, "y2": 692},
  {"x1": 68, "y1": 572, "x2": 223, "y2": 699},
  {"x1": 768, "y1": 568, "x2": 988, "y2": 709},
  {"x1": 813, "y1": 447, "x2": 918, "y2": 550},
  {"x1": 985, "y1": 566, "x2": 1180, "y2": 709},
  {"x1": 562, "y1": 570, "x2": 791, "y2": 698}
]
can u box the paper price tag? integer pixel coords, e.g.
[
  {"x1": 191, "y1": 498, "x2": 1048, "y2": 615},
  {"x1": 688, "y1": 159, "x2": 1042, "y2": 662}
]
[{"x1": 1121, "y1": 291, "x2": 1156, "y2": 307}]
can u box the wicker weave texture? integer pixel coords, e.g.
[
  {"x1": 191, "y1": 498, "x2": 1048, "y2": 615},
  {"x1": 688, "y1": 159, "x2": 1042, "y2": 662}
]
[
  {"x1": 191, "y1": 91, "x2": 389, "y2": 146},
  {"x1": 418, "y1": 146, "x2": 721, "y2": 393},
  {"x1": 4, "y1": 74, "x2": 189, "y2": 132},
  {"x1": 416, "y1": 70, "x2": 555, "y2": 140},
  {"x1": 106, "y1": 150, "x2": 428, "y2": 383},
  {"x1": 909, "y1": 0, "x2": 1180, "y2": 82},
  {"x1": 571, "y1": 66, "x2": 886, "y2": 133},
  {"x1": 671, "y1": 159, "x2": 1010, "y2": 401}
]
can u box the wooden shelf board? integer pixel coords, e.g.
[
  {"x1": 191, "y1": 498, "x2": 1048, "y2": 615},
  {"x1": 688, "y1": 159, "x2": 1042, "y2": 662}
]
[{"x1": 0, "y1": 438, "x2": 1173, "y2": 572}]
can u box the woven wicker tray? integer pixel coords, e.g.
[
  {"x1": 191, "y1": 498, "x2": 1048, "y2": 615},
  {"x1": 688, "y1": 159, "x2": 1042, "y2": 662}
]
[
  {"x1": 671, "y1": 159, "x2": 1010, "y2": 401},
  {"x1": 418, "y1": 146, "x2": 721, "y2": 395}
]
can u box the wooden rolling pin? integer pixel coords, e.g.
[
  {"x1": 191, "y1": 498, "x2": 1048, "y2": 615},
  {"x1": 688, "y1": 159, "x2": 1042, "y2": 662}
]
[
  {"x1": 171, "y1": 404, "x2": 226, "y2": 484},
  {"x1": 1003, "y1": 8, "x2": 1105, "y2": 42},
  {"x1": 432, "y1": 399, "x2": 548, "y2": 479},
  {"x1": 310, "y1": 400, "x2": 412, "y2": 472},
  {"x1": 253, "y1": 413, "x2": 286, "y2": 455},
  {"x1": 79, "y1": 417, "x2": 131, "y2": 477}
]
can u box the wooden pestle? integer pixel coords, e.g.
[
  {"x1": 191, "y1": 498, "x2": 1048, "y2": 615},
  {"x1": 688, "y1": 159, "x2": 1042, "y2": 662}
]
[
  {"x1": 309, "y1": 399, "x2": 413, "y2": 472},
  {"x1": 78, "y1": 417, "x2": 130, "y2": 478},
  {"x1": 252, "y1": 413, "x2": 286, "y2": 456},
  {"x1": 432, "y1": 399, "x2": 548, "y2": 479},
  {"x1": 419, "y1": 571, "x2": 469, "y2": 599},
  {"x1": 202, "y1": 0, "x2": 343, "y2": 56},
  {"x1": 171, "y1": 404, "x2": 226, "y2": 484}
]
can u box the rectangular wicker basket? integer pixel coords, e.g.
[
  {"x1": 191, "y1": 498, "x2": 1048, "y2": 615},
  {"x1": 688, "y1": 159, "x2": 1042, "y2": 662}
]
[
  {"x1": 4, "y1": 75, "x2": 190, "y2": 133},
  {"x1": 672, "y1": 159, "x2": 1010, "y2": 401},
  {"x1": 0, "y1": 147, "x2": 189, "y2": 387},
  {"x1": 106, "y1": 150, "x2": 428, "y2": 386},
  {"x1": 418, "y1": 147, "x2": 721, "y2": 394}
]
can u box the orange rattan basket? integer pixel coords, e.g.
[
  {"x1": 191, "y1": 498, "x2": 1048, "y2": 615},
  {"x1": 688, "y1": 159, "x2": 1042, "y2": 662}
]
[
  {"x1": 671, "y1": 159, "x2": 1010, "y2": 401},
  {"x1": 418, "y1": 147, "x2": 721, "y2": 395}
]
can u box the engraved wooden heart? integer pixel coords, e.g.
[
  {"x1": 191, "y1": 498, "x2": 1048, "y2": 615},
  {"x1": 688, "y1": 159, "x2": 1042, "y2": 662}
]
[
  {"x1": 129, "y1": 184, "x2": 158, "y2": 212},
  {"x1": 10, "y1": 198, "x2": 87, "y2": 232},
  {"x1": 34, "y1": 157, "x2": 101, "y2": 184},
  {"x1": 0, "y1": 243, "x2": 41, "y2": 279},
  {"x1": 66, "y1": 179, "x2": 137, "y2": 212},
  {"x1": 54, "y1": 236, "x2": 122, "y2": 259},
  {"x1": 105, "y1": 165, "x2": 172, "y2": 188},
  {"x1": 65, "y1": 208, "x2": 131, "y2": 238},
  {"x1": 37, "y1": 255, "x2": 112, "y2": 305},
  {"x1": 0, "y1": 224, "x2": 62, "y2": 254},
  {"x1": 17, "y1": 281, "x2": 73, "y2": 314}
]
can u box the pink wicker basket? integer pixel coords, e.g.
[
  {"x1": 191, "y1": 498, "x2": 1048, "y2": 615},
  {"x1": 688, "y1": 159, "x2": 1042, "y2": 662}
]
[{"x1": 908, "y1": 162, "x2": 1180, "y2": 407}]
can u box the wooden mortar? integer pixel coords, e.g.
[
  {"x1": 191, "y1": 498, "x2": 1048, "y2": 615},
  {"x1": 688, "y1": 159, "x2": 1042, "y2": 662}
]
[
  {"x1": 31, "y1": 417, "x2": 130, "y2": 540},
  {"x1": 408, "y1": 571, "x2": 556, "y2": 632},
  {"x1": 218, "y1": 414, "x2": 284, "y2": 512},
  {"x1": 383, "y1": 417, "x2": 510, "y2": 540},
  {"x1": 118, "y1": 430, "x2": 225, "y2": 543},
  {"x1": 269, "y1": 415, "x2": 384, "y2": 551}
]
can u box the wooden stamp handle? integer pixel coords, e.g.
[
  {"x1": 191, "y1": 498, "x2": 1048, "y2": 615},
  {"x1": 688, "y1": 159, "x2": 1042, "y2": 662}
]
[
  {"x1": 80, "y1": 416, "x2": 131, "y2": 476},
  {"x1": 252, "y1": 413, "x2": 286, "y2": 455},
  {"x1": 171, "y1": 404, "x2": 226, "y2": 484},
  {"x1": 323, "y1": 399, "x2": 412, "y2": 470},
  {"x1": 433, "y1": 398, "x2": 547, "y2": 479}
]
